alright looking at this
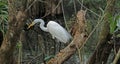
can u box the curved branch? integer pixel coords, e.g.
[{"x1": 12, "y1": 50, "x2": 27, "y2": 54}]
[{"x1": 47, "y1": 10, "x2": 87, "y2": 64}]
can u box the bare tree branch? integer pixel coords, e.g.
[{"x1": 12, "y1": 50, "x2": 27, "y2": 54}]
[{"x1": 47, "y1": 10, "x2": 87, "y2": 64}]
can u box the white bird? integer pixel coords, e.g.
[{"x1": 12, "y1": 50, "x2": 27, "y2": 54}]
[{"x1": 28, "y1": 19, "x2": 72, "y2": 43}]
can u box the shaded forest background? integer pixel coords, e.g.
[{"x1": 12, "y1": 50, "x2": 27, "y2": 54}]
[{"x1": 0, "y1": 0, "x2": 120, "y2": 64}]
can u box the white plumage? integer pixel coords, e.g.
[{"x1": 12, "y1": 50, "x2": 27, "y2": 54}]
[{"x1": 28, "y1": 19, "x2": 72, "y2": 43}]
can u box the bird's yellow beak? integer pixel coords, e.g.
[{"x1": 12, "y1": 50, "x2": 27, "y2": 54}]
[{"x1": 27, "y1": 22, "x2": 35, "y2": 29}]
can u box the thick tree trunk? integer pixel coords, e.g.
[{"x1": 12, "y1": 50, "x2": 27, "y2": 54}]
[{"x1": 0, "y1": 0, "x2": 27, "y2": 64}]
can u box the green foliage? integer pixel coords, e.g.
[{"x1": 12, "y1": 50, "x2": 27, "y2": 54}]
[
  {"x1": 44, "y1": 55, "x2": 55, "y2": 61},
  {"x1": 116, "y1": 34, "x2": 120, "y2": 37},
  {"x1": 109, "y1": 14, "x2": 120, "y2": 34},
  {"x1": 16, "y1": 41, "x2": 22, "y2": 48},
  {"x1": 0, "y1": 0, "x2": 8, "y2": 34},
  {"x1": 0, "y1": 0, "x2": 8, "y2": 19},
  {"x1": 116, "y1": 16, "x2": 120, "y2": 29},
  {"x1": 109, "y1": 16, "x2": 117, "y2": 34}
]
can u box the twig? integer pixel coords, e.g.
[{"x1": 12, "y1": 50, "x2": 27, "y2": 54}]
[
  {"x1": 112, "y1": 48, "x2": 120, "y2": 64},
  {"x1": 25, "y1": 0, "x2": 37, "y2": 12},
  {"x1": 61, "y1": 0, "x2": 69, "y2": 31},
  {"x1": 79, "y1": 0, "x2": 113, "y2": 49},
  {"x1": 73, "y1": 0, "x2": 77, "y2": 15},
  {"x1": 77, "y1": 0, "x2": 101, "y2": 17},
  {"x1": 27, "y1": 53, "x2": 42, "y2": 64},
  {"x1": 80, "y1": 12, "x2": 106, "y2": 50},
  {"x1": 80, "y1": 0, "x2": 84, "y2": 10},
  {"x1": 41, "y1": 0, "x2": 62, "y2": 18}
]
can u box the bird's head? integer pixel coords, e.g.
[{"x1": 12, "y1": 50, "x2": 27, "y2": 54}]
[{"x1": 27, "y1": 19, "x2": 44, "y2": 29}]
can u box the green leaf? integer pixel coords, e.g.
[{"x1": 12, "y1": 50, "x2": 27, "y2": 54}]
[
  {"x1": 117, "y1": 34, "x2": 120, "y2": 37},
  {"x1": 44, "y1": 55, "x2": 55, "y2": 61},
  {"x1": 109, "y1": 16, "x2": 117, "y2": 34},
  {"x1": 16, "y1": 41, "x2": 22, "y2": 48}
]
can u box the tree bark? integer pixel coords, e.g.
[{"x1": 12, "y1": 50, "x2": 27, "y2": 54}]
[
  {"x1": 0, "y1": 0, "x2": 67, "y2": 64},
  {"x1": 0, "y1": 0, "x2": 27, "y2": 64},
  {"x1": 47, "y1": 10, "x2": 87, "y2": 64}
]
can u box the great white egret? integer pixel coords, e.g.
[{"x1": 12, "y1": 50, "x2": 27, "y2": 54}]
[{"x1": 28, "y1": 19, "x2": 72, "y2": 43}]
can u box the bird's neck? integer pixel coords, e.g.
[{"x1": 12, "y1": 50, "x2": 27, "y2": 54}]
[{"x1": 39, "y1": 20, "x2": 48, "y2": 32}]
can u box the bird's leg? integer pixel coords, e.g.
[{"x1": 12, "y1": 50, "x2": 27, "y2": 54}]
[
  {"x1": 56, "y1": 39, "x2": 60, "y2": 43},
  {"x1": 53, "y1": 38, "x2": 60, "y2": 52}
]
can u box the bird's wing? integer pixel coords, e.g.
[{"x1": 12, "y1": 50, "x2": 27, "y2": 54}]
[{"x1": 47, "y1": 21, "x2": 72, "y2": 43}]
